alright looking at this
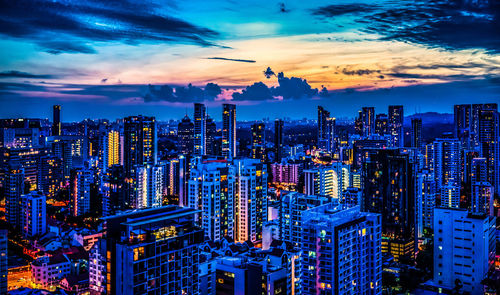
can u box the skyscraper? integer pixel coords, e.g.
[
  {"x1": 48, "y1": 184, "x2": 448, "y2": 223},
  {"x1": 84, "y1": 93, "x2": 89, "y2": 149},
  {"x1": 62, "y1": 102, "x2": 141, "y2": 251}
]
[
  {"x1": 20, "y1": 191, "x2": 47, "y2": 238},
  {"x1": 471, "y1": 182, "x2": 494, "y2": 216},
  {"x1": 222, "y1": 103, "x2": 236, "y2": 159},
  {"x1": 471, "y1": 103, "x2": 497, "y2": 147},
  {"x1": 251, "y1": 122, "x2": 265, "y2": 160},
  {"x1": 478, "y1": 108, "x2": 500, "y2": 192},
  {"x1": 362, "y1": 148, "x2": 416, "y2": 261},
  {"x1": 123, "y1": 115, "x2": 157, "y2": 177},
  {"x1": 433, "y1": 208, "x2": 495, "y2": 295},
  {"x1": 375, "y1": 113, "x2": 389, "y2": 136},
  {"x1": 194, "y1": 103, "x2": 207, "y2": 156},
  {"x1": 206, "y1": 115, "x2": 217, "y2": 156},
  {"x1": 70, "y1": 165, "x2": 92, "y2": 216},
  {"x1": 433, "y1": 138, "x2": 461, "y2": 190},
  {"x1": 388, "y1": 105, "x2": 404, "y2": 147},
  {"x1": 94, "y1": 206, "x2": 204, "y2": 294},
  {"x1": 302, "y1": 205, "x2": 382, "y2": 295},
  {"x1": 134, "y1": 164, "x2": 164, "y2": 209},
  {"x1": 361, "y1": 107, "x2": 375, "y2": 137},
  {"x1": 454, "y1": 104, "x2": 472, "y2": 147},
  {"x1": 177, "y1": 114, "x2": 194, "y2": 154},
  {"x1": 317, "y1": 106, "x2": 330, "y2": 146},
  {"x1": 5, "y1": 162, "x2": 24, "y2": 229},
  {"x1": 411, "y1": 117, "x2": 422, "y2": 148},
  {"x1": 52, "y1": 104, "x2": 61, "y2": 136},
  {"x1": 274, "y1": 119, "x2": 284, "y2": 162}
]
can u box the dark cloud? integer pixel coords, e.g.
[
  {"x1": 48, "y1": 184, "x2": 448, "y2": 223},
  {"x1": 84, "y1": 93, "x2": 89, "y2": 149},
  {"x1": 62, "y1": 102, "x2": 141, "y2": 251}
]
[
  {"x1": 0, "y1": 0, "x2": 219, "y2": 54},
  {"x1": 0, "y1": 70, "x2": 55, "y2": 79},
  {"x1": 313, "y1": 0, "x2": 500, "y2": 53},
  {"x1": 232, "y1": 82, "x2": 274, "y2": 101},
  {"x1": 205, "y1": 57, "x2": 256, "y2": 63},
  {"x1": 145, "y1": 83, "x2": 222, "y2": 102},
  {"x1": 101, "y1": 78, "x2": 108, "y2": 83},
  {"x1": 263, "y1": 67, "x2": 276, "y2": 79},
  {"x1": 279, "y1": 3, "x2": 290, "y2": 13},
  {"x1": 341, "y1": 68, "x2": 381, "y2": 76}
]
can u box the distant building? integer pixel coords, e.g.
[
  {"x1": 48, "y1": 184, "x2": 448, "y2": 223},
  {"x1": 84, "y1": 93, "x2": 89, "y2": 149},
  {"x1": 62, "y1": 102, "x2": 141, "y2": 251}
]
[
  {"x1": 52, "y1": 105, "x2": 61, "y2": 136},
  {"x1": 70, "y1": 165, "x2": 93, "y2": 216},
  {"x1": 222, "y1": 104, "x2": 236, "y2": 159},
  {"x1": 178, "y1": 114, "x2": 194, "y2": 154},
  {"x1": 388, "y1": 105, "x2": 404, "y2": 148},
  {"x1": 5, "y1": 162, "x2": 24, "y2": 229},
  {"x1": 123, "y1": 115, "x2": 157, "y2": 177},
  {"x1": 251, "y1": 123, "x2": 265, "y2": 160},
  {"x1": 274, "y1": 119, "x2": 284, "y2": 162},
  {"x1": 411, "y1": 117, "x2": 422, "y2": 148},
  {"x1": 21, "y1": 191, "x2": 47, "y2": 238},
  {"x1": 194, "y1": 103, "x2": 207, "y2": 156}
]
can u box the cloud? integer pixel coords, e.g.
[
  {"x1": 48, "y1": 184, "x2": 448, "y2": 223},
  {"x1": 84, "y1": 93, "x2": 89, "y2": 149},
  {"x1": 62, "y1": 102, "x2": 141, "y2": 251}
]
[
  {"x1": 205, "y1": 57, "x2": 256, "y2": 63},
  {"x1": 0, "y1": 0, "x2": 219, "y2": 54},
  {"x1": 0, "y1": 70, "x2": 55, "y2": 79},
  {"x1": 232, "y1": 82, "x2": 274, "y2": 101},
  {"x1": 101, "y1": 78, "x2": 108, "y2": 83},
  {"x1": 312, "y1": 4, "x2": 378, "y2": 17},
  {"x1": 263, "y1": 67, "x2": 276, "y2": 79},
  {"x1": 341, "y1": 68, "x2": 381, "y2": 76},
  {"x1": 145, "y1": 83, "x2": 222, "y2": 102}
]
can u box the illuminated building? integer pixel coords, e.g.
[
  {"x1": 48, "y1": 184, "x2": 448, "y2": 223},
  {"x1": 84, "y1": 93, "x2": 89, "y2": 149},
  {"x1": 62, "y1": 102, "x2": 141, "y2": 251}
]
[
  {"x1": 5, "y1": 162, "x2": 24, "y2": 229},
  {"x1": 38, "y1": 155, "x2": 62, "y2": 198},
  {"x1": 270, "y1": 162, "x2": 300, "y2": 189},
  {"x1": 52, "y1": 104, "x2": 61, "y2": 136},
  {"x1": 388, "y1": 105, "x2": 404, "y2": 148},
  {"x1": 417, "y1": 171, "x2": 437, "y2": 232},
  {"x1": 471, "y1": 182, "x2": 494, "y2": 216},
  {"x1": 478, "y1": 107, "x2": 500, "y2": 192},
  {"x1": 440, "y1": 183, "x2": 460, "y2": 209},
  {"x1": 274, "y1": 119, "x2": 284, "y2": 162},
  {"x1": 95, "y1": 206, "x2": 204, "y2": 295},
  {"x1": 206, "y1": 115, "x2": 217, "y2": 156},
  {"x1": 70, "y1": 165, "x2": 93, "y2": 216},
  {"x1": 31, "y1": 254, "x2": 71, "y2": 289},
  {"x1": 194, "y1": 103, "x2": 207, "y2": 156},
  {"x1": 433, "y1": 208, "x2": 496, "y2": 295},
  {"x1": 279, "y1": 191, "x2": 331, "y2": 248},
  {"x1": 341, "y1": 187, "x2": 362, "y2": 207},
  {"x1": 21, "y1": 191, "x2": 47, "y2": 238},
  {"x1": 101, "y1": 165, "x2": 128, "y2": 216},
  {"x1": 234, "y1": 158, "x2": 267, "y2": 243},
  {"x1": 304, "y1": 163, "x2": 348, "y2": 200},
  {"x1": 102, "y1": 129, "x2": 121, "y2": 170},
  {"x1": 471, "y1": 103, "x2": 497, "y2": 147},
  {"x1": 375, "y1": 113, "x2": 388, "y2": 136},
  {"x1": 0, "y1": 230, "x2": 6, "y2": 294},
  {"x1": 302, "y1": 205, "x2": 382, "y2": 295},
  {"x1": 123, "y1": 115, "x2": 157, "y2": 177},
  {"x1": 251, "y1": 122, "x2": 265, "y2": 160},
  {"x1": 188, "y1": 158, "x2": 235, "y2": 240},
  {"x1": 454, "y1": 104, "x2": 471, "y2": 147},
  {"x1": 178, "y1": 114, "x2": 194, "y2": 154},
  {"x1": 222, "y1": 104, "x2": 236, "y2": 159},
  {"x1": 432, "y1": 138, "x2": 461, "y2": 190},
  {"x1": 362, "y1": 148, "x2": 416, "y2": 261},
  {"x1": 134, "y1": 164, "x2": 164, "y2": 209},
  {"x1": 361, "y1": 107, "x2": 375, "y2": 137},
  {"x1": 411, "y1": 117, "x2": 422, "y2": 149}
]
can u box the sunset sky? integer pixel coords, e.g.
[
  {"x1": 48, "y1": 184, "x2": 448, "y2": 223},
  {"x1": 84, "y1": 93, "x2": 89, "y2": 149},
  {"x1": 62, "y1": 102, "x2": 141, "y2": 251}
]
[{"x1": 1, "y1": 0, "x2": 499, "y2": 120}]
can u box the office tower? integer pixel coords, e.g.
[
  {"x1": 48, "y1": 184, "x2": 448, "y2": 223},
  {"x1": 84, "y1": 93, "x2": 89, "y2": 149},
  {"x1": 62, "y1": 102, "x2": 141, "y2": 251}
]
[
  {"x1": 101, "y1": 165, "x2": 128, "y2": 216},
  {"x1": 94, "y1": 206, "x2": 204, "y2": 295},
  {"x1": 471, "y1": 103, "x2": 497, "y2": 147},
  {"x1": 418, "y1": 172, "x2": 437, "y2": 232},
  {"x1": 279, "y1": 191, "x2": 331, "y2": 248},
  {"x1": 411, "y1": 118, "x2": 422, "y2": 148},
  {"x1": 251, "y1": 122, "x2": 265, "y2": 160},
  {"x1": 274, "y1": 119, "x2": 284, "y2": 162},
  {"x1": 341, "y1": 186, "x2": 362, "y2": 206},
  {"x1": 270, "y1": 162, "x2": 301, "y2": 189},
  {"x1": 188, "y1": 158, "x2": 235, "y2": 240},
  {"x1": 433, "y1": 138, "x2": 461, "y2": 190},
  {"x1": 454, "y1": 104, "x2": 472, "y2": 147},
  {"x1": 206, "y1": 115, "x2": 217, "y2": 155},
  {"x1": 5, "y1": 162, "x2": 24, "y2": 229},
  {"x1": 38, "y1": 156, "x2": 62, "y2": 198},
  {"x1": 123, "y1": 115, "x2": 157, "y2": 177},
  {"x1": 52, "y1": 104, "x2": 61, "y2": 136},
  {"x1": 472, "y1": 182, "x2": 494, "y2": 216},
  {"x1": 375, "y1": 113, "x2": 389, "y2": 136},
  {"x1": 0, "y1": 229, "x2": 6, "y2": 294},
  {"x1": 478, "y1": 108, "x2": 500, "y2": 192},
  {"x1": 317, "y1": 105, "x2": 330, "y2": 149},
  {"x1": 222, "y1": 104, "x2": 236, "y2": 159},
  {"x1": 440, "y1": 183, "x2": 460, "y2": 209},
  {"x1": 233, "y1": 158, "x2": 267, "y2": 243},
  {"x1": 304, "y1": 163, "x2": 349, "y2": 200},
  {"x1": 388, "y1": 105, "x2": 404, "y2": 147},
  {"x1": 20, "y1": 191, "x2": 47, "y2": 238},
  {"x1": 325, "y1": 117, "x2": 337, "y2": 152},
  {"x1": 70, "y1": 166, "x2": 93, "y2": 216},
  {"x1": 106, "y1": 129, "x2": 121, "y2": 168},
  {"x1": 362, "y1": 148, "x2": 416, "y2": 261},
  {"x1": 178, "y1": 114, "x2": 194, "y2": 154},
  {"x1": 361, "y1": 107, "x2": 375, "y2": 137},
  {"x1": 194, "y1": 103, "x2": 207, "y2": 156},
  {"x1": 134, "y1": 164, "x2": 164, "y2": 209},
  {"x1": 433, "y1": 208, "x2": 496, "y2": 295},
  {"x1": 302, "y1": 205, "x2": 382, "y2": 295}
]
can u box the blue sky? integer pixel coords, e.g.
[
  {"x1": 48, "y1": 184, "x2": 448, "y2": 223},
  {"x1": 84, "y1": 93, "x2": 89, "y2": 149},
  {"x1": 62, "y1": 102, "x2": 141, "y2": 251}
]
[{"x1": 0, "y1": 0, "x2": 499, "y2": 120}]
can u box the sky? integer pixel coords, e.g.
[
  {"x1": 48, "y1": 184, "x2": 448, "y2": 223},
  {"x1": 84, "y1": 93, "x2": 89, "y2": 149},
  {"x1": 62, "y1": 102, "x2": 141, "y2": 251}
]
[{"x1": 0, "y1": 0, "x2": 499, "y2": 121}]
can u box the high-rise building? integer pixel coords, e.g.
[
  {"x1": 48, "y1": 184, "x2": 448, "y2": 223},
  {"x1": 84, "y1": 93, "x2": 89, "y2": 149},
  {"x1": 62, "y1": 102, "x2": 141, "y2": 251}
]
[
  {"x1": 52, "y1": 104, "x2": 61, "y2": 136},
  {"x1": 20, "y1": 191, "x2": 47, "y2": 238},
  {"x1": 471, "y1": 182, "x2": 494, "y2": 216},
  {"x1": 388, "y1": 105, "x2": 404, "y2": 147},
  {"x1": 302, "y1": 205, "x2": 382, "y2": 295},
  {"x1": 279, "y1": 191, "x2": 331, "y2": 248},
  {"x1": 234, "y1": 158, "x2": 267, "y2": 243},
  {"x1": 411, "y1": 118, "x2": 422, "y2": 148},
  {"x1": 222, "y1": 104, "x2": 236, "y2": 159},
  {"x1": 440, "y1": 182, "x2": 460, "y2": 209},
  {"x1": 478, "y1": 108, "x2": 500, "y2": 192},
  {"x1": 418, "y1": 171, "x2": 437, "y2": 232},
  {"x1": 304, "y1": 163, "x2": 349, "y2": 200},
  {"x1": 178, "y1": 115, "x2": 194, "y2": 154},
  {"x1": 38, "y1": 156, "x2": 62, "y2": 198},
  {"x1": 123, "y1": 115, "x2": 157, "y2": 177},
  {"x1": 375, "y1": 113, "x2": 388, "y2": 136},
  {"x1": 454, "y1": 104, "x2": 471, "y2": 147},
  {"x1": 362, "y1": 148, "x2": 416, "y2": 261},
  {"x1": 433, "y1": 138, "x2": 461, "y2": 190},
  {"x1": 194, "y1": 103, "x2": 207, "y2": 156},
  {"x1": 101, "y1": 165, "x2": 128, "y2": 216},
  {"x1": 470, "y1": 157, "x2": 487, "y2": 184},
  {"x1": 106, "y1": 130, "x2": 121, "y2": 168},
  {"x1": 5, "y1": 162, "x2": 24, "y2": 229},
  {"x1": 251, "y1": 122, "x2": 265, "y2": 160},
  {"x1": 270, "y1": 162, "x2": 301, "y2": 189},
  {"x1": 206, "y1": 115, "x2": 217, "y2": 156},
  {"x1": 361, "y1": 107, "x2": 375, "y2": 137},
  {"x1": 274, "y1": 119, "x2": 284, "y2": 162},
  {"x1": 134, "y1": 164, "x2": 164, "y2": 209},
  {"x1": 317, "y1": 106, "x2": 330, "y2": 147},
  {"x1": 70, "y1": 165, "x2": 93, "y2": 216},
  {"x1": 0, "y1": 230, "x2": 6, "y2": 294},
  {"x1": 188, "y1": 158, "x2": 235, "y2": 240},
  {"x1": 471, "y1": 103, "x2": 497, "y2": 147},
  {"x1": 325, "y1": 117, "x2": 337, "y2": 152},
  {"x1": 433, "y1": 208, "x2": 496, "y2": 295},
  {"x1": 93, "y1": 206, "x2": 204, "y2": 294}
]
